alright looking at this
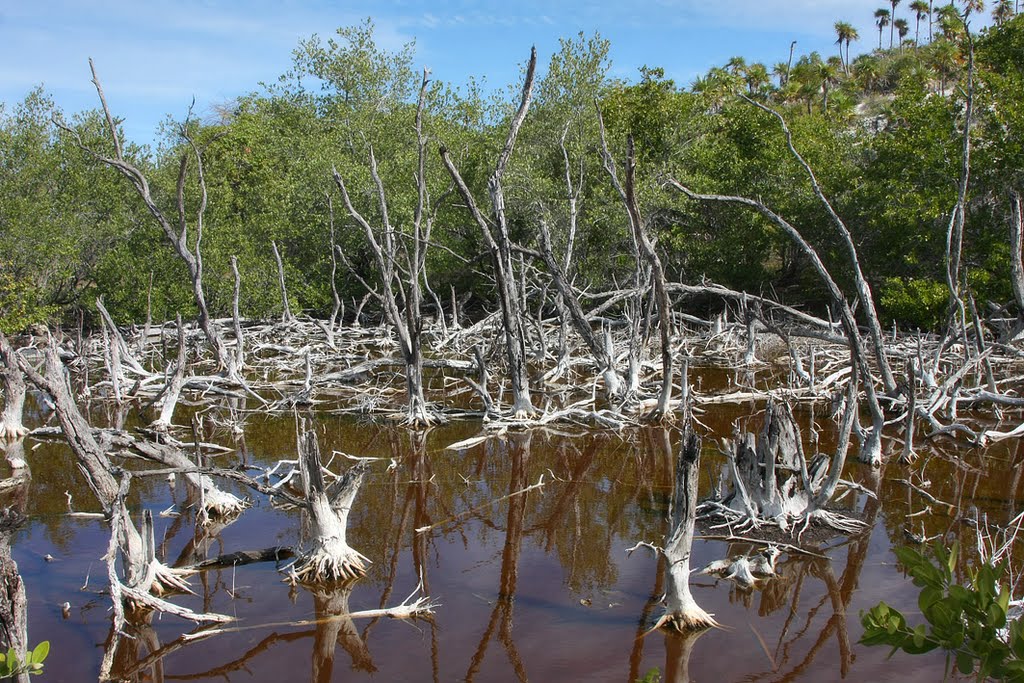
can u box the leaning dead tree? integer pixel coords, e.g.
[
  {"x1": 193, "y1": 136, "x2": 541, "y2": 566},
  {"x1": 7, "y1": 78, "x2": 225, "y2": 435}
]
[
  {"x1": 667, "y1": 180, "x2": 886, "y2": 465},
  {"x1": 598, "y1": 112, "x2": 674, "y2": 420},
  {"x1": 740, "y1": 95, "x2": 897, "y2": 396},
  {"x1": 6, "y1": 334, "x2": 223, "y2": 620},
  {"x1": 56, "y1": 60, "x2": 237, "y2": 378},
  {"x1": 440, "y1": 48, "x2": 538, "y2": 419},
  {"x1": 285, "y1": 421, "x2": 371, "y2": 583},
  {"x1": 332, "y1": 69, "x2": 437, "y2": 426}
]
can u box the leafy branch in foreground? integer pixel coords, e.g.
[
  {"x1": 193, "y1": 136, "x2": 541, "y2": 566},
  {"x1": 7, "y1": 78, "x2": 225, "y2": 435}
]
[
  {"x1": 0, "y1": 640, "x2": 49, "y2": 677},
  {"x1": 860, "y1": 543, "x2": 1024, "y2": 681}
]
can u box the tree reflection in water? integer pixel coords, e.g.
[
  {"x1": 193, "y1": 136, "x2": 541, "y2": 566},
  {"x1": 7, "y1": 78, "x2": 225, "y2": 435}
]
[{"x1": 465, "y1": 431, "x2": 532, "y2": 682}]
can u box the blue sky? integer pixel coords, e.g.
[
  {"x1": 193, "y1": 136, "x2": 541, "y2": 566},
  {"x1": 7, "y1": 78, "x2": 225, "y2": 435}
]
[{"x1": 0, "y1": 0, "x2": 956, "y2": 144}]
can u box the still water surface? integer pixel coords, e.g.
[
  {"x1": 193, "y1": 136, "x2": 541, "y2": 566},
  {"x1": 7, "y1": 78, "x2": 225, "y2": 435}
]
[{"x1": 9, "y1": 369, "x2": 1024, "y2": 682}]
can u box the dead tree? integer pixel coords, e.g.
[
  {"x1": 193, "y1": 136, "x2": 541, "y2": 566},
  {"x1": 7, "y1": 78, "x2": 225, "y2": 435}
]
[
  {"x1": 741, "y1": 95, "x2": 897, "y2": 395},
  {"x1": 1010, "y1": 191, "x2": 1024, "y2": 324},
  {"x1": 597, "y1": 114, "x2": 673, "y2": 420},
  {"x1": 285, "y1": 421, "x2": 370, "y2": 583},
  {"x1": 532, "y1": 219, "x2": 624, "y2": 399},
  {"x1": 229, "y1": 256, "x2": 245, "y2": 369},
  {"x1": 440, "y1": 49, "x2": 538, "y2": 419},
  {"x1": 7, "y1": 335, "x2": 211, "y2": 612},
  {"x1": 656, "y1": 423, "x2": 718, "y2": 631},
  {"x1": 0, "y1": 339, "x2": 27, "y2": 440},
  {"x1": 56, "y1": 60, "x2": 236, "y2": 377},
  {"x1": 151, "y1": 314, "x2": 187, "y2": 432},
  {"x1": 0, "y1": 509, "x2": 29, "y2": 683},
  {"x1": 667, "y1": 180, "x2": 886, "y2": 465},
  {"x1": 700, "y1": 380, "x2": 863, "y2": 536},
  {"x1": 271, "y1": 241, "x2": 295, "y2": 324},
  {"x1": 318, "y1": 193, "x2": 345, "y2": 349},
  {"x1": 332, "y1": 70, "x2": 436, "y2": 426}
]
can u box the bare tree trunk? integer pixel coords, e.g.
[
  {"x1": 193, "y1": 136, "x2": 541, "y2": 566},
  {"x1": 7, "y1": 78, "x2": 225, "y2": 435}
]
[
  {"x1": 534, "y1": 220, "x2": 623, "y2": 399},
  {"x1": 271, "y1": 241, "x2": 294, "y2": 324},
  {"x1": 152, "y1": 314, "x2": 187, "y2": 431},
  {"x1": 597, "y1": 113, "x2": 673, "y2": 419},
  {"x1": 0, "y1": 341, "x2": 28, "y2": 440},
  {"x1": 934, "y1": 41, "x2": 975, "y2": 372},
  {"x1": 332, "y1": 70, "x2": 435, "y2": 426},
  {"x1": 440, "y1": 50, "x2": 538, "y2": 419},
  {"x1": 229, "y1": 256, "x2": 245, "y2": 370},
  {"x1": 1010, "y1": 191, "x2": 1024, "y2": 319},
  {"x1": 324, "y1": 193, "x2": 343, "y2": 348},
  {"x1": 0, "y1": 509, "x2": 29, "y2": 683},
  {"x1": 57, "y1": 60, "x2": 235, "y2": 376},
  {"x1": 286, "y1": 420, "x2": 370, "y2": 584},
  {"x1": 656, "y1": 423, "x2": 716, "y2": 631},
  {"x1": 138, "y1": 271, "x2": 153, "y2": 357}
]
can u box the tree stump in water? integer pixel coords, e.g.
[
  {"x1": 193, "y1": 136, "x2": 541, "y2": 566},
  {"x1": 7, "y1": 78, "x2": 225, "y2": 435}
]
[
  {"x1": 285, "y1": 422, "x2": 370, "y2": 584},
  {"x1": 656, "y1": 423, "x2": 718, "y2": 632},
  {"x1": 702, "y1": 393, "x2": 864, "y2": 537}
]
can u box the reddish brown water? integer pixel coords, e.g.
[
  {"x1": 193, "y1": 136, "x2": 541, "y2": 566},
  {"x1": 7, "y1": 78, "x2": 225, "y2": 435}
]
[{"x1": 7, "y1": 370, "x2": 1024, "y2": 682}]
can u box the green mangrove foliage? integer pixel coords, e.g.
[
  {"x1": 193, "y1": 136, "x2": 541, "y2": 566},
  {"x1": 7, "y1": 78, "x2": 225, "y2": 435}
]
[
  {"x1": 861, "y1": 543, "x2": 1024, "y2": 681},
  {"x1": 2, "y1": 15, "x2": 1023, "y2": 332}
]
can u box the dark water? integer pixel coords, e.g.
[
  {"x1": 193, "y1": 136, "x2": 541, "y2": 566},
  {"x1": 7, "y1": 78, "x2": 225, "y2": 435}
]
[{"x1": 6, "y1": 369, "x2": 1024, "y2": 682}]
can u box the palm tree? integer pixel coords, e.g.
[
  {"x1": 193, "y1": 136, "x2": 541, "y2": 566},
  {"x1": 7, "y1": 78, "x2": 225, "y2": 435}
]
[
  {"x1": 890, "y1": 0, "x2": 903, "y2": 47},
  {"x1": 853, "y1": 55, "x2": 883, "y2": 93},
  {"x1": 935, "y1": 3, "x2": 962, "y2": 38},
  {"x1": 894, "y1": 18, "x2": 910, "y2": 50},
  {"x1": 834, "y1": 21, "x2": 857, "y2": 72},
  {"x1": 821, "y1": 57, "x2": 842, "y2": 111},
  {"x1": 910, "y1": 0, "x2": 930, "y2": 44},
  {"x1": 962, "y1": 0, "x2": 985, "y2": 16},
  {"x1": 991, "y1": 0, "x2": 1008, "y2": 22},
  {"x1": 875, "y1": 8, "x2": 892, "y2": 48},
  {"x1": 928, "y1": 38, "x2": 958, "y2": 94},
  {"x1": 992, "y1": 0, "x2": 1014, "y2": 23},
  {"x1": 845, "y1": 26, "x2": 860, "y2": 71},
  {"x1": 744, "y1": 63, "x2": 771, "y2": 96},
  {"x1": 772, "y1": 61, "x2": 790, "y2": 87}
]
